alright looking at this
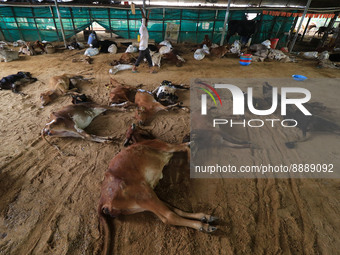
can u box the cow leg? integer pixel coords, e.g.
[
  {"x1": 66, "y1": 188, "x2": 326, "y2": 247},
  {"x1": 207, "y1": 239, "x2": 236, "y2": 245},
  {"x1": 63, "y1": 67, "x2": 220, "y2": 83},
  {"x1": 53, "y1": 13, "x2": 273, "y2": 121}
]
[
  {"x1": 11, "y1": 83, "x2": 26, "y2": 96},
  {"x1": 41, "y1": 129, "x2": 83, "y2": 156},
  {"x1": 48, "y1": 127, "x2": 113, "y2": 143},
  {"x1": 72, "y1": 127, "x2": 113, "y2": 143},
  {"x1": 87, "y1": 134, "x2": 115, "y2": 143},
  {"x1": 110, "y1": 101, "x2": 136, "y2": 108},
  {"x1": 76, "y1": 130, "x2": 115, "y2": 143},
  {"x1": 138, "y1": 191, "x2": 217, "y2": 233},
  {"x1": 164, "y1": 202, "x2": 218, "y2": 224},
  {"x1": 165, "y1": 102, "x2": 180, "y2": 110}
]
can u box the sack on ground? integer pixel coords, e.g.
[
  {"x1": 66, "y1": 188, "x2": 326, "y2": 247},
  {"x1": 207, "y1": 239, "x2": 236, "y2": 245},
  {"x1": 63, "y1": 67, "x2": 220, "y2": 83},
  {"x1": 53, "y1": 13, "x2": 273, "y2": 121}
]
[{"x1": 84, "y1": 47, "x2": 99, "y2": 56}]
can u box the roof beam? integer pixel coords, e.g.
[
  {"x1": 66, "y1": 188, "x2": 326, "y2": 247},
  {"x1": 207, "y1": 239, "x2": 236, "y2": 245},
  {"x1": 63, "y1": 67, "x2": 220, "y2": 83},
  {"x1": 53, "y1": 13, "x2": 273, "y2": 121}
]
[
  {"x1": 220, "y1": 0, "x2": 231, "y2": 46},
  {"x1": 288, "y1": 0, "x2": 312, "y2": 53},
  {"x1": 54, "y1": 0, "x2": 67, "y2": 48}
]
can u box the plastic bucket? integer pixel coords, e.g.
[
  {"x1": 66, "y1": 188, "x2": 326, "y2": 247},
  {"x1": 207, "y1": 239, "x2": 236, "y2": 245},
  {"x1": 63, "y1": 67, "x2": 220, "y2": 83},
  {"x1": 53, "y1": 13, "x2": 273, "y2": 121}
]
[
  {"x1": 270, "y1": 38, "x2": 279, "y2": 49},
  {"x1": 240, "y1": 54, "x2": 252, "y2": 66}
]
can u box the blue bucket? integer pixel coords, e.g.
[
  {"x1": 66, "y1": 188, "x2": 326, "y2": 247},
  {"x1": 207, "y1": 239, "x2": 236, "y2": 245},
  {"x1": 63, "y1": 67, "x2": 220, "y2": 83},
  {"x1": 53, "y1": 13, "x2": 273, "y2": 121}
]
[{"x1": 240, "y1": 54, "x2": 252, "y2": 66}]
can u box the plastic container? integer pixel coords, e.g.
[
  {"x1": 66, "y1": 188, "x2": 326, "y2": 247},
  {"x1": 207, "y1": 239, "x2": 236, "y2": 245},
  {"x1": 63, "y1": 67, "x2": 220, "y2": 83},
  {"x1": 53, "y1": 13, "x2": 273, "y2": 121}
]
[
  {"x1": 239, "y1": 54, "x2": 252, "y2": 66},
  {"x1": 270, "y1": 38, "x2": 279, "y2": 49},
  {"x1": 87, "y1": 32, "x2": 96, "y2": 45},
  {"x1": 46, "y1": 45, "x2": 56, "y2": 54},
  {"x1": 292, "y1": 75, "x2": 307, "y2": 81}
]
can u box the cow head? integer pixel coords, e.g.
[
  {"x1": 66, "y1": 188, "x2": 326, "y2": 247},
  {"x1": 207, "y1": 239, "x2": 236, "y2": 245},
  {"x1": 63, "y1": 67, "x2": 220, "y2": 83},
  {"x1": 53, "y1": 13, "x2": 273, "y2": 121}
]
[
  {"x1": 40, "y1": 90, "x2": 55, "y2": 106},
  {"x1": 99, "y1": 174, "x2": 124, "y2": 218},
  {"x1": 41, "y1": 116, "x2": 67, "y2": 137}
]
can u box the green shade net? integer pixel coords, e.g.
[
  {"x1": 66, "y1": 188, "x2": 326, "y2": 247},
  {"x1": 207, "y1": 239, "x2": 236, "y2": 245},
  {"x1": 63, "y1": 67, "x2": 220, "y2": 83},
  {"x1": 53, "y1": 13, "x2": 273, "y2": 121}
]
[
  {"x1": 254, "y1": 13, "x2": 296, "y2": 48},
  {"x1": 0, "y1": 6, "x2": 294, "y2": 46}
]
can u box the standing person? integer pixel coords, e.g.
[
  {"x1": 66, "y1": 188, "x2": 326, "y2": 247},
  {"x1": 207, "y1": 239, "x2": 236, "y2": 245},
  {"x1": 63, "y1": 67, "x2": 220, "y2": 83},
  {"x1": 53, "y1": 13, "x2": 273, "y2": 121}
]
[{"x1": 132, "y1": 8, "x2": 157, "y2": 73}]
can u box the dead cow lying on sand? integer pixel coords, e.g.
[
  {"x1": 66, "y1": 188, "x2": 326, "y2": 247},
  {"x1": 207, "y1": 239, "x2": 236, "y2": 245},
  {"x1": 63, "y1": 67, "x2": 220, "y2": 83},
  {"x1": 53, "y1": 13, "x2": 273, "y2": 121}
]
[
  {"x1": 40, "y1": 74, "x2": 91, "y2": 106},
  {"x1": 109, "y1": 79, "x2": 187, "y2": 125},
  {"x1": 98, "y1": 124, "x2": 218, "y2": 255},
  {"x1": 108, "y1": 78, "x2": 138, "y2": 106},
  {"x1": 135, "y1": 90, "x2": 181, "y2": 125},
  {"x1": 210, "y1": 46, "x2": 229, "y2": 58},
  {"x1": 0, "y1": 71, "x2": 37, "y2": 95},
  {"x1": 41, "y1": 102, "x2": 124, "y2": 154}
]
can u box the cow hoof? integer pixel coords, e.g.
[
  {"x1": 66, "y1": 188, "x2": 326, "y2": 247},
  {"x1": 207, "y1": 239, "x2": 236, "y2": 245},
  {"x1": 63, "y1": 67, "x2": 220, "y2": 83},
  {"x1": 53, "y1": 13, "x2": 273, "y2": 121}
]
[
  {"x1": 199, "y1": 224, "x2": 217, "y2": 233},
  {"x1": 201, "y1": 215, "x2": 219, "y2": 224}
]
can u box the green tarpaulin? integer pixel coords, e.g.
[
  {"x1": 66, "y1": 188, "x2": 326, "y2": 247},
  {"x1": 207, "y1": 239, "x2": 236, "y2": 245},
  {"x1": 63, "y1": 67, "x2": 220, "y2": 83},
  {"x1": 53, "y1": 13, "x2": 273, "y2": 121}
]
[{"x1": 0, "y1": 6, "x2": 294, "y2": 47}]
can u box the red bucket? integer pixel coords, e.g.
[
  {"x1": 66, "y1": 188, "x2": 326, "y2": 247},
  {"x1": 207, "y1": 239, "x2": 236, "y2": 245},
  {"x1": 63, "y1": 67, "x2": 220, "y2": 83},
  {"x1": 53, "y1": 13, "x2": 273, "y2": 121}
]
[{"x1": 270, "y1": 38, "x2": 279, "y2": 49}]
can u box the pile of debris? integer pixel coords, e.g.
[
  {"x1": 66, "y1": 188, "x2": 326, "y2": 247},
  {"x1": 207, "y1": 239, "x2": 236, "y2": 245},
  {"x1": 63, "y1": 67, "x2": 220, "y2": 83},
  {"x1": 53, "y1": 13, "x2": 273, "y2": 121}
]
[
  {"x1": 248, "y1": 40, "x2": 295, "y2": 62},
  {"x1": 298, "y1": 50, "x2": 340, "y2": 69},
  {"x1": 192, "y1": 35, "x2": 295, "y2": 63}
]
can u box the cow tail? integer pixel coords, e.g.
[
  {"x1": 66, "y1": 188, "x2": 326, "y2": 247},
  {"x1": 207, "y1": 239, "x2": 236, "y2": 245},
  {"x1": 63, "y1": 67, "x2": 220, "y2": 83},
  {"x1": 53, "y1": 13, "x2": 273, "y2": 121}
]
[{"x1": 98, "y1": 204, "x2": 113, "y2": 255}]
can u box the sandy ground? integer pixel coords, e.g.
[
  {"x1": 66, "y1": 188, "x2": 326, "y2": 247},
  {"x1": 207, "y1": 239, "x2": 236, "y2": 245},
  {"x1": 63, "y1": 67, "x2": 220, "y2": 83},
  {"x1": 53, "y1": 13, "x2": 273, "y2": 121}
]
[{"x1": 0, "y1": 47, "x2": 339, "y2": 255}]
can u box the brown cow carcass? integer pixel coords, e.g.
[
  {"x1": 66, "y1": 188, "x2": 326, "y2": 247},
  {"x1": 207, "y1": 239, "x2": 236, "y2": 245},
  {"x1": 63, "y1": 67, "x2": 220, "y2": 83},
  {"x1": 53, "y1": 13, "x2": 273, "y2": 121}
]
[{"x1": 98, "y1": 127, "x2": 218, "y2": 254}]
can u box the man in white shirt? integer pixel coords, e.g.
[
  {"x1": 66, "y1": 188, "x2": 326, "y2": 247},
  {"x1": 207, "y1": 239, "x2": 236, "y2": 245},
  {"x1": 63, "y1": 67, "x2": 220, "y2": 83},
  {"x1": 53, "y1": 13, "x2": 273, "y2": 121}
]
[{"x1": 132, "y1": 9, "x2": 156, "y2": 73}]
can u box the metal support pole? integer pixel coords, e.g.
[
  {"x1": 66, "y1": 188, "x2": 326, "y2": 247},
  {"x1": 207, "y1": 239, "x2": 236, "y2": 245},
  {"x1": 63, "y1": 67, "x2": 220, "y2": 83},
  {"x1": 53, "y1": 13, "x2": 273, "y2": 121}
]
[
  {"x1": 89, "y1": 9, "x2": 93, "y2": 31},
  {"x1": 220, "y1": 0, "x2": 231, "y2": 46},
  {"x1": 162, "y1": 8, "x2": 165, "y2": 40},
  {"x1": 11, "y1": 6, "x2": 24, "y2": 40},
  {"x1": 323, "y1": 18, "x2": 329, "y2": 26},
  {"x1": 54, "y1": 0, "x2": 67, "y2": 48},
  {"x1": 178, "y1": 9, "x2": 183, "y2": 43},
  {"x1": 0, "y1": 27, "x2": 5, "y2": 41},
  {"x1": 301, "y1": 16, "x2": 311, "y2": 41},
  {"x1": 196, "y1": 10, "x2": 200, "y2": 43},
  {"x1": 289, "y1": 16, "x2": 299, "y2": 37},
  {"x1": 287, "y1": 15, "x2": 298, "y2": 46},
  {"x1": 289, "y1": 0, "x2": 312, "y2": 53},
  {"x1": 211, "y1": 10, "x2": 218, "y2": 42},
  {"x1": 32, "y1": 8, "x2": 42, "y2": 41},
  {"x1": 127, "y1": 10, "x2": 130, "y2": 39},
  {"x1": 49, "y1": 6, "x2": 60, "y2": 41},
  {"x1": 108, "y1": 9, "x2": 112, "y2": 38},
  {"x1": 143, "y1": 0, "x2": 146, "y2": 16},
  {"x1": 69, "y1": 7, "x2": 77, "y2": 38}
]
